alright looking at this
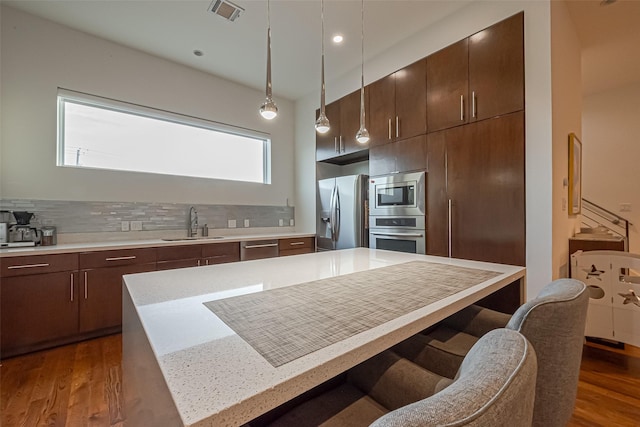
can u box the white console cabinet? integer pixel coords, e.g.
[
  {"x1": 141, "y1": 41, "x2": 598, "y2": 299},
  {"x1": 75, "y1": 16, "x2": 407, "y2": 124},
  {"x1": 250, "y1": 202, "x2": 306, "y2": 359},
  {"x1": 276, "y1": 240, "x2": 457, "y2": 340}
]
[{"x1": 571, "y1": 250, "x2": 640, "y2": 346}]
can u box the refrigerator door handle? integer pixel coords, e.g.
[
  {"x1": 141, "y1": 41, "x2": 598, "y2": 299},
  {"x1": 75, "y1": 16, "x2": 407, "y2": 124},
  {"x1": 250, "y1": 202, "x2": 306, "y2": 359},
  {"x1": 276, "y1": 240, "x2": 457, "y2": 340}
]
[
  {"x1": 329, "y1": 185, "x2": 337, "y2": 242},
  {"x1": 334, "y1": 186, "x2": 341, "y2": 239}
]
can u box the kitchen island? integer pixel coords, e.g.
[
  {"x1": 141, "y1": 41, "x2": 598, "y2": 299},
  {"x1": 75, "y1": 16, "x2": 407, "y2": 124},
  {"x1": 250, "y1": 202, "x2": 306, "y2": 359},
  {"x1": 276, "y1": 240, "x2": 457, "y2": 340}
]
[{"x1": 123, "y1": 248, "x2": 525, "y2": 427}]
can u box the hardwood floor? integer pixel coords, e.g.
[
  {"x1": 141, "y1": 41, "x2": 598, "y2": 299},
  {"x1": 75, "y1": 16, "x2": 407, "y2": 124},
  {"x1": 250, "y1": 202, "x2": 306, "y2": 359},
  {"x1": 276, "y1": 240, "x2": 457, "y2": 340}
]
[
  {"x1": 2, "y1": 335, "x2": 639, "y2": 426},
  {"x1": 1, "y1": 334, "x2": 124, "y2": 427}
]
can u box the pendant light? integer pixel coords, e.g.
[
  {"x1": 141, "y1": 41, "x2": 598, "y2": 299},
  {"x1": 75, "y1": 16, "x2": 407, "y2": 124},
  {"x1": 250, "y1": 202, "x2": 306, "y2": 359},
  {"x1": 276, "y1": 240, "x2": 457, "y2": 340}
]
[
  {"x1": 259, "y1": 0, "x2": 278, "y2": 120},
  {"x1": 355, "y1": 0, "x2": 369, "y2": 144},
  {"x1": 315, "y1": 0, "x2": 330, "y2": 134}
]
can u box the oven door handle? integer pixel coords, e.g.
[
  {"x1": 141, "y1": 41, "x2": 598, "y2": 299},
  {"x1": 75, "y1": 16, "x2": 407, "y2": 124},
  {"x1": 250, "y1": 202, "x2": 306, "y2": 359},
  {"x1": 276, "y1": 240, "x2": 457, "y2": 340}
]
[{"x1": 370, "y1": 232, "x2": 424, "y2": 238}]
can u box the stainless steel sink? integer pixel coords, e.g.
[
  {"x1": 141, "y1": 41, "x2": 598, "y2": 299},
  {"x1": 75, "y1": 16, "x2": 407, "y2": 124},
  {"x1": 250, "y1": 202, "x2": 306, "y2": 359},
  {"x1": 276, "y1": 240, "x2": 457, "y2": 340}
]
[{"x1": 161, "y1": 236, "x2": 225, "y2": 241}]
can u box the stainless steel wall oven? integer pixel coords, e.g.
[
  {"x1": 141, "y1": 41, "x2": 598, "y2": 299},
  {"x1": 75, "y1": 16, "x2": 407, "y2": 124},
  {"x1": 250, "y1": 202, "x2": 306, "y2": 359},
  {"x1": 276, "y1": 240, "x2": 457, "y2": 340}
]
[{"x1": 369, "y1": 172, "x2": 426, "y2": 254}]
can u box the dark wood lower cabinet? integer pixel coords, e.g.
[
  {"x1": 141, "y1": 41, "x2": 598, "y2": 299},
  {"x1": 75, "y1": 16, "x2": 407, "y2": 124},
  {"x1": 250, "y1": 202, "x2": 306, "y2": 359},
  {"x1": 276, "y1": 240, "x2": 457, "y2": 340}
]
[
  {"x1": 427, "y1": 112, "x2": 525, "y2": 267},
  {"x1": 79, "y1": 263, "x2": 156, "y2": 334},
  {"x1": 1, "y1": 271, "x2": 79, "y2": 358}
]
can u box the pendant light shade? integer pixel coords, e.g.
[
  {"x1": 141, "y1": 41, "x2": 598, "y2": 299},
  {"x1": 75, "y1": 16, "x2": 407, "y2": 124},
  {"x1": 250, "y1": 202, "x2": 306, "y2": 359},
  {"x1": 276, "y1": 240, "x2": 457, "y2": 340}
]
[
  {"x1": 355, "y1": 0, "x2": 369, "y2": 144},
  {"x1": 315, "y1": 0, "x2": 330, "y2": 134},
  {"x1": 259, "y1": 0, "x2": 278, "y2": 120}
]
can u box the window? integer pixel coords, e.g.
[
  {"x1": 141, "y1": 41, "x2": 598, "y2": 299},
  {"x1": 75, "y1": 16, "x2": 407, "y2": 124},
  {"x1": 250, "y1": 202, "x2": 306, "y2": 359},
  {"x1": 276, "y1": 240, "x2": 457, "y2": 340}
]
[{"x1": 57, "y1": 89, "x2": 271, "y2": 184}]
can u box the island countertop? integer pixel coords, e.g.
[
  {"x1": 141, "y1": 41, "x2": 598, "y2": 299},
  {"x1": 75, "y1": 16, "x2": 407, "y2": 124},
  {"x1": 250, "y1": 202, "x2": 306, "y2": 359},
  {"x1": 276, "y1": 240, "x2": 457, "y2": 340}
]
[{"x1": 122, "y1": 248, "x2": 525, "y2": 427}]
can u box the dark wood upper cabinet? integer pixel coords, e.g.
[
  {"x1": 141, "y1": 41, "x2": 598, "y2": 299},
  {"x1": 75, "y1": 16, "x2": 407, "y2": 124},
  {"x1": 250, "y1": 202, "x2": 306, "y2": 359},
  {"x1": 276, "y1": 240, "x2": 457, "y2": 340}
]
[
  {"x1": 340, "y1": 89, "x2": 365, "y2": 156},
  {"x1": 368, "y1": 59, "x2": 426, "y2": 147},
  {"x1": 468, "y1": 12, "x2": 524, "y2": 121},
  {"x1": 368, "y1": 73, "x2": 395, "y2": 147},
  {"x1": 316, "y1": 91, "x2": 369, "y2": 164},
  {"x1": 315, "y1": 101, "x2": 341, "y2": 162},
  {"x1": 369, "y1": 135, "x2": 427, "y2": 177},
  {"x1": 395, "y1": 59, "x2": 427, "y2": 140},
  {"x1": 427, "y1": 38, "x2": 469, "y2": 133}
]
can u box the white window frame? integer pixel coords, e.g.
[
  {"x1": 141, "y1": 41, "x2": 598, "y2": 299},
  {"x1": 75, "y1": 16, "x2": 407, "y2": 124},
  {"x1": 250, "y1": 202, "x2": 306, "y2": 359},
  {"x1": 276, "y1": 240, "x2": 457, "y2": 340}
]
[{"x1": 56, "y1": 88, "x2": 271, "y2": 184}]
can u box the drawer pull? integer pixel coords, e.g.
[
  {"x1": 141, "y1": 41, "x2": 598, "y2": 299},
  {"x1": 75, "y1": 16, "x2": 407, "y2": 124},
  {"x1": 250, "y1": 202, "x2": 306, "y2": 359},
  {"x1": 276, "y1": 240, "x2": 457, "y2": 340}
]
[
  {"x1": 7, "y1": 263, "x2": 50, "y2": 270},
  {"x1": 105, "y1": 255, "x2": 137, "y2": 261},
  {"x1": 70, "y1": 274, "x2": 74, "y2": 302},
  {"x1": 244, "y1": 243, "x2": 278, "y2": 249},
  {"x1": 84, "y1": 271, "x2": 88, "y2": 299},
  {"x1": 289, "y1": 242, "x2": 305, "y2": 246}
]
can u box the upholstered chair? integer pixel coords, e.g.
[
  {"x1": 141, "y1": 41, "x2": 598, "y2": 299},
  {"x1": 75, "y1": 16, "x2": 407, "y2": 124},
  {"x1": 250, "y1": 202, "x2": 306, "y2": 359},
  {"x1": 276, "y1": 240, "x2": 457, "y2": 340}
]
[
  {"x1": 393, "y1": 278, "x2": 588, "y2": 427},
  {"x1": 267, "y1": 328, "x2": 537, "y2": 427}
]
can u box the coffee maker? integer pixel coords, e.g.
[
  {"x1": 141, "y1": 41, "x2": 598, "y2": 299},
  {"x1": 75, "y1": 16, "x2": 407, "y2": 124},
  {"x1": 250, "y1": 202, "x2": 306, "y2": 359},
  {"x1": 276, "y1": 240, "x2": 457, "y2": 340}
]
[{"x1": 8, "y1": 211, "x2": 41, "y2": 246}]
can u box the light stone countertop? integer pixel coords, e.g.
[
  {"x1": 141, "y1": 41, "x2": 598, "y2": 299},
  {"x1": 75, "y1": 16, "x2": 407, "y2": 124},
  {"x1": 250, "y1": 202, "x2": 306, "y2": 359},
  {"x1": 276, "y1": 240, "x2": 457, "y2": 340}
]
[
  {"x1": 122, "y1": 248, "x2": 526, "y2": 427},
  {"x1": 0, "y1": 229, "x2": 315, "y2": 257}
]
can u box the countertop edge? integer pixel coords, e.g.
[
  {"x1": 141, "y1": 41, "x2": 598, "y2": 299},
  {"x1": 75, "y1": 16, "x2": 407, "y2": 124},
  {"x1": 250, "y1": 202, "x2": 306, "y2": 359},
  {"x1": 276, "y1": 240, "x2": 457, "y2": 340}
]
[{"x1": 0, "y1": 232, "x2": 316, "y2": 257}]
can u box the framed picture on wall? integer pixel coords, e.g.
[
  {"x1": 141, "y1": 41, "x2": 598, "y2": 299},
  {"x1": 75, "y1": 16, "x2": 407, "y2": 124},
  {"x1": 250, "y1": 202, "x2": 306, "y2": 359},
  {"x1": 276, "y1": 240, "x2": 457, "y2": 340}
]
[{"x1": 568, "y1": 133, "x2": 582, "y2": 215}]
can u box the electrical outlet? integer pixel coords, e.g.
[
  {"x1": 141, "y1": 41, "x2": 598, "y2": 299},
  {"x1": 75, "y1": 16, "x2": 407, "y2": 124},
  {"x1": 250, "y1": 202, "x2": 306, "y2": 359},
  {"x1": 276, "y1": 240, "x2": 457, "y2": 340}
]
[
  {"x1": 279, "y1": 219, "x2": 284, "y2": 226},
  {"x1": 562, "y1": 198, "x2": 567, "y2": 212},
  {"x1": 620, "y1": 203, "x2": 632, "y2": 212},
  {"x1": 244, "y1": 219, "x2": 250, "y2": 228},
  {"x1": 228, "y1": 219, "x2": 237, "y2": 228},
  {"x1": 289, "y1": 219, "x2": 295, "y2": 226},
  {"x1": 121, "y1": 221, "x2": 130, "y2": 232},
  {"x1": 131, "y1": 220, "x2": 143, "y2": 231}
]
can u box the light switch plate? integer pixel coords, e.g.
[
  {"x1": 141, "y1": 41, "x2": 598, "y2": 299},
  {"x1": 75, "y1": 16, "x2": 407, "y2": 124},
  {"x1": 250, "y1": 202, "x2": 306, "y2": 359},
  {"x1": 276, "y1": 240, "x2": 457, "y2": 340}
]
[
  {"x1": 121, "y1": 221, "x2": 130, "y2": 232},
  {"x1": 289, "y1": 219, "x2": 295, "y2": 226},
  {"x1": 244, "y1": 219, "x2": 250, "y2": 227},
  {"x1": 279, "y1": 219, "x2": 284, "y2": 226},
  {"x1": 228, "y1": 219, "x2": 237, "y2": 228},
  {"x1": 131, "y1": 220, "x2": 143, "y2": 231}
]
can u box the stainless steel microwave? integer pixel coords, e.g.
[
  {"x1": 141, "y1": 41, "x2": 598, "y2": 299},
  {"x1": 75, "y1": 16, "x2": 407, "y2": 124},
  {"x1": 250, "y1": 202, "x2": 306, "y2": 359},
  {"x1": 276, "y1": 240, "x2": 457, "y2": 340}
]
[{"x1": 369, "y1": 171, "x2": 426, "y2": 217}]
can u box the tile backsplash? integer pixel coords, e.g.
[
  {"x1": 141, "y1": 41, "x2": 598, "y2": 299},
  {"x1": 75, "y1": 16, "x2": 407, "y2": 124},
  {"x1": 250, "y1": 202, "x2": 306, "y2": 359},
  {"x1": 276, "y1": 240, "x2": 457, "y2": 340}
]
[{"x1": 0, "y1": 199, "x2": 294, "y2": 234}]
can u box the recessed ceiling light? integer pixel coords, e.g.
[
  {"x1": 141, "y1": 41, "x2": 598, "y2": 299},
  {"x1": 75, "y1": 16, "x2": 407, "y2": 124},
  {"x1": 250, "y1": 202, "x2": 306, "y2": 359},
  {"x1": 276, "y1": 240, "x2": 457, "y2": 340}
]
[
  {"x1": 193, "y1": 50, "x2": 204, "y2": 57},
  {"x1": 332, "y1": 34, "x2": 344, "y2": 44}
]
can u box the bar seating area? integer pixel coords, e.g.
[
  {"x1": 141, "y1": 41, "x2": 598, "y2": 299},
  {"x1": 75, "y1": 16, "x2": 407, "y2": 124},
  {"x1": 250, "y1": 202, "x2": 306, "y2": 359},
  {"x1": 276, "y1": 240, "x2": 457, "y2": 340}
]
[
  {"x1": 261, "y1": 279, "x2": 589, "y2": 427},
  {"x1": 266, "y1": 329, "x2": 537, "y2": 427}
]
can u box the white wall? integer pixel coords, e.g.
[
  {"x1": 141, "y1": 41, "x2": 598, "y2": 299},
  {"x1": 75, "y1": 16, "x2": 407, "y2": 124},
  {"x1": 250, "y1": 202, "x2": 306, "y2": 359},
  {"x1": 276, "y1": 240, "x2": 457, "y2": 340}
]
[
  {"x1": 0, "y1": 6, "x2": 295, "y2": 207},
  {"x1": 583, "y1": 81, "x2": 640, "y2": 254},
  {"x1": 295, "y1": 1, "x2": 554, "y2": 298},
  {"x1": 550, "y1": 0, "x2": 583, "y2": 278}
]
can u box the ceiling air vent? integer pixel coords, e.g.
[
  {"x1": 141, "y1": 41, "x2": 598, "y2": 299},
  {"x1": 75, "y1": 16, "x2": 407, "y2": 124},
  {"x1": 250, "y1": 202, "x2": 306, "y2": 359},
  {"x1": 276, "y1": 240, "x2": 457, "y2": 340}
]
[{"x1": 208, "y1": 0, "x2": 244, "y2": 22}]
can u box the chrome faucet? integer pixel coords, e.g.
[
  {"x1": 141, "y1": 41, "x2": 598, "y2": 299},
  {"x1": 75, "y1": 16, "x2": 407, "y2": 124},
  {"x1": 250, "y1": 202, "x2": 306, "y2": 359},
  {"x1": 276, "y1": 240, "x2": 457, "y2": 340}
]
[{"x1": 188, "y1": 206, "x2": 198, "y2": 237}]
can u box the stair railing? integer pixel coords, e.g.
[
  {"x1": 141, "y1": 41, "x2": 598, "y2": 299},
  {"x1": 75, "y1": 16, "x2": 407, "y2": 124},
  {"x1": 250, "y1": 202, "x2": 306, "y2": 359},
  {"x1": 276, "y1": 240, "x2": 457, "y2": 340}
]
[{"x1": 581, "y1": 198, "x2": 632, "y2": 250}]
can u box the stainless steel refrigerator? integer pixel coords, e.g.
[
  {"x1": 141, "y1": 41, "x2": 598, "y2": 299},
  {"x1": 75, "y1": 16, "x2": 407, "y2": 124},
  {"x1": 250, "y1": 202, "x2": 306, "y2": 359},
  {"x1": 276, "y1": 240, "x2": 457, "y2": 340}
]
[{"x1": 317, "y1": 174, "x2": 368, "y2": 251}]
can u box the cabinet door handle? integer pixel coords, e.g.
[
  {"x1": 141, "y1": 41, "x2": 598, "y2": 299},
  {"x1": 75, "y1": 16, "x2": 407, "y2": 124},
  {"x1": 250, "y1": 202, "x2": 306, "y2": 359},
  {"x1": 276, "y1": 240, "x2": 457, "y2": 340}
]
[
  {"x1": 205, "y1": 259, "x2": 209, "y2": 266},
  {"x1": 244, "y1": 243, "x2": 278, "y2": 249},
  {"x1": 290, "y1": 242, "x2": 305, "y2": 246},
  {"x1": 339, "y1": 136, "x2": 344, "y2": 152},
  {"x1": 334, "y1": 137, "x2": 338, "y2": 153},
  {"x1": 388, "y1": 118, "x2": 392, "y2": 140},
  {"x1": 105, "y1": 255, "x2": 137, "y2": 261},
  {"x1": 7, "y1": 263, "x2": 50, "y2": 270},
  {"x1": 84, "y1": 271, "x2": 88, "y2": 299},
  {"x1": 471, "y1": 91, "x2": 476, "y2": 118},
  {"x1": 395, "y1": 116, "x2": 399, "y2": 138},
  {"x1": 460, "y1": 95, "x2": 464, "y2": 121},
  {"x1": 448, "y1": 199, "x2": 452, "y2": 258},
  {"x1": 197, "y1": 259, "x2": 201, "y2": 266},
  {"x1": 70, "y1": 273, "x2": 74, "y2": 302}
]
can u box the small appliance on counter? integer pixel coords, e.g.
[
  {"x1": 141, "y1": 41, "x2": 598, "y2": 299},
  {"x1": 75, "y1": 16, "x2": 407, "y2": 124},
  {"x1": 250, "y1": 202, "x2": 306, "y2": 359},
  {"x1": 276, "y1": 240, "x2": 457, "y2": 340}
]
[
  {"x1": 0, "y1": 210, "x2": 12, "y2": 244},
  {"x1": 41, "y1": 226, "x2": 57, "y2": 246},
  {"x1": 0, "y1": 210, "x2": 41, "y2": 248}
]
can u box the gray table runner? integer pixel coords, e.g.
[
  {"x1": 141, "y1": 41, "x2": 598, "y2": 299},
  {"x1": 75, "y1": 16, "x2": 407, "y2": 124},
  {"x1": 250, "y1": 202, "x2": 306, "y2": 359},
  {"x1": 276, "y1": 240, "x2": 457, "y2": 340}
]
[{"x1": 204, "y1": 261, "x2": 501, "y2": 367}]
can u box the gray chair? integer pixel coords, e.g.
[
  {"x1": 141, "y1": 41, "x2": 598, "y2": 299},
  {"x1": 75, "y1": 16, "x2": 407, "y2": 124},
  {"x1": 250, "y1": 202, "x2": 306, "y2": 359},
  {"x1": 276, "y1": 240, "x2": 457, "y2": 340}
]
[
  {"x1": 393, "y1": 278, "x2": 588, "y2": 427},
  {"x1": 267, "y1": 328, "x2": 537, "y2": 427}
]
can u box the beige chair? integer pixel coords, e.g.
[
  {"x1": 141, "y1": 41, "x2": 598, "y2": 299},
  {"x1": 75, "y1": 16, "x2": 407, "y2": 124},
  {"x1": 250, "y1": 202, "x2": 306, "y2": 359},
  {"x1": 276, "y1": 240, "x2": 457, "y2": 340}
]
[
  {"x1": 267, "y1": 328, "x2": 537, "y2": 427},
  {"x1": 393, "y1": 278, "x2": 588, "y2": 427}
]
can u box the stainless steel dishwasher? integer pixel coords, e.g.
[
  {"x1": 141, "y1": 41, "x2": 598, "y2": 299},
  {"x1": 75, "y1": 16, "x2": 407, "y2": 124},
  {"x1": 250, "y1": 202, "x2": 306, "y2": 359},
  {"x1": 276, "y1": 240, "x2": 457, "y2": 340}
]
[{"x1": 240, "y1": 239, "x2": 279, "y2": 261}]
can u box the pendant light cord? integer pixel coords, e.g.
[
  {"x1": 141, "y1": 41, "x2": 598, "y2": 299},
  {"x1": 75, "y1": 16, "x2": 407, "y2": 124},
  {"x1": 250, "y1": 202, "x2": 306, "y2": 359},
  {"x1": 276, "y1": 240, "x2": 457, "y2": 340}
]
[{"x1": 360, "y1": 0, "x2": 365, "y2": 128}]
